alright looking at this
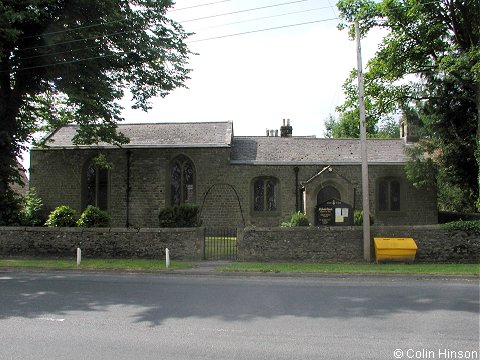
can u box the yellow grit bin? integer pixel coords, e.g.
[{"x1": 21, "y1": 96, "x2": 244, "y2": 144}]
[{"x1": 374, "y1": 237, "x2": 418, "y2": 263}]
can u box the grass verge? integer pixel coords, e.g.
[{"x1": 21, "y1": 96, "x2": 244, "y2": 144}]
[
  {"x1": 0, "y1": 259, "x2": 194, "y2": 271},
  {"x1": 218, "y1": 262, "x2": 480, "y2": 275}
]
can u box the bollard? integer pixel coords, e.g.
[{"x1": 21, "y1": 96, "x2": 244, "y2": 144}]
[
  {"x1": 76, "y1": 248, "x2": 82, "y2": 266},
  {"x1": 165, "y1": 248, "x2": 170, "y2": 270}
]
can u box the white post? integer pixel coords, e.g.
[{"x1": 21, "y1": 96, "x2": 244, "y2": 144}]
[
  {"x1": 165, "y1": 248, "x2": 170, "y2": 270},
  {"x1": 355, "y1": 21, "x2": 371, "y2": 262},
  {"x1": 76, "y1": 248, "x2": 82, "y2": 266}
]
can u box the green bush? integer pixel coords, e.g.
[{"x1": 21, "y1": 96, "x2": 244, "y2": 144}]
[
  {"x1": 158, "y1": 204, "x2": 201, "y2": 228},
  {"x1": 444, "y1": 220, "x2": 480, "y2": 235},
  {"x1": 353, "y1": 210, "x2": 374, "y2": 226},
  {"x1": 45, "y1": 205, "x2": 77, "y2": 227},
  {"x1": 0, "y1": 190, "x2": 21, "y2": 226},
  {"x1": 19, "y1": 188, "x2": 44, "y2": 226},
  {"x1": 281, "y1": 211, "x2": 310, "y2": 227},
  {"x1": 77, "y1": 206, "x2": 110, "y2": 227}
]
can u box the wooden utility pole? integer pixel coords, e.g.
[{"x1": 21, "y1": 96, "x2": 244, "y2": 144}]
[{"x1": 355, "y1": 21, "x2": 371, "y2": 262}]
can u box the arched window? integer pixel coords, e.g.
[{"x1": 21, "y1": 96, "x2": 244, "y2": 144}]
[
  {"x1": 171, "y1": 156, "x2": 195, "y2": 206},
  {"x1": 378, "y1": 178, "x2": 401, "y2": 211},
  {"x1": 317, "y1": 185, "x2": 341, "y2": 205},
  {"x1": 83, "y1": 161, "x2": 109, "y2": 211},
  {"x1": 253, "y1": 177, "x2": 279, "y2": 212}
]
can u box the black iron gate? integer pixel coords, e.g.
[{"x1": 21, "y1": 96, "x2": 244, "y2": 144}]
[{"x1": 204, "y1": 228, "x2": 237, "y2": 260}]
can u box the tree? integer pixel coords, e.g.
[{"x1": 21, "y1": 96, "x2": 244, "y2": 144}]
[
  {"x1": 0, "y1": 0, "x2": 191, "y2": 219},
  {"x1": 336, "y1": 0, "x2": 480, "y2": 211},
  {"x1": 324, "y1": 112, "x2": 399, "y2": 138}
]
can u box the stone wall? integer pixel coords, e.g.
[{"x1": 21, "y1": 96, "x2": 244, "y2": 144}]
[
  {"x1": 238, "y1": 227, "x2": 364, "y2": 262},
  {"x1": 0, "y1": 227, "x2": 203, "y2": 260},
  {"x1": 0, "y1": 226, "x2": 477, "y2": 263},
  {"x1": 30, "y1": 147, "x2": 438, "y2": 229},
  {"x1": 371, "y1": 226, "x2": 479, "y2": 263},
  {"x1": 238, "y1": 226, "x2": 479, "y2": 263}
]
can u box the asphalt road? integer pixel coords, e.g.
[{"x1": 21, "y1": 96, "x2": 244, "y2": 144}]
[{"x1": 0, "y1": 271, "x2": 478, "y2": 360}]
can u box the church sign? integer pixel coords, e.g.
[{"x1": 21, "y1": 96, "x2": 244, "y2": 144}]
[{"x1": 315, "y1": 199, "x2": 353, "y2": 226}]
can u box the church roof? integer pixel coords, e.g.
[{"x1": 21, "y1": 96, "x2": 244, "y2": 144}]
[
  {"x1": 230, "y1": 137, "x2": 409, "y2": 165},
  {"x1": 38, "y1": 122, "x2": 409, "y2": 164},
  {"x1": 40, "y1": 122, "x2": 233, "y2": 148}
]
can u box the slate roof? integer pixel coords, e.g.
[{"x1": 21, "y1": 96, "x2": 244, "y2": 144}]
[
  {"x1": 40, "y1": 122, "x2": 233, "y2": 148},
  {"x1": 230, "y1": 137, "x2": 409, "y2": 164},
  {"x1": 38, "y1": 122, "x2": 409, "y2": 164}
]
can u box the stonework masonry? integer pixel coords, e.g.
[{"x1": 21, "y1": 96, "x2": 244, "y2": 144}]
[
  {"x1": 0, "y1": 226, "x2": 477, "y2": 263},
  {"x1": 30, "y1": 147, "x2": 437, "y2": 228},
  {"x1": 0, "y1": 227, "x2": 203, "y2": 260},
  {"x1": 238, "y1": 226, "x2": 479, "y2": 263}
]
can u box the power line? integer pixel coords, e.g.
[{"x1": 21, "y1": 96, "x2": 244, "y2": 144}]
[
  {"x1": 12, "y1": 0, "x2": 438, "y2": 66},
  {"x1": 16, "y1": 3, "x2": 335, "y2": 60},
  {"x1": 192, "y1": 5, "x2": 335, "y2": 31},
  {"x1": 8, "y1": 16, "x2": 338, "y2": 72},
  {"x1": 22, "y1": 5, "x2": 328, "y2": 61},
  {"x1": 16, "y1": 0, "x2": 439, "y2": 42},
  {"x1": 326, "y1": 0, "x2": 339, "y2": 20},
  {"x1": 180, "y1": 0, "x2": 311, "y2": 23},
  {"x1": 17, "y1": 0, "x2": 308, "y2": 42},
  {"x1": 16, "y1": 6, "x2": 331, "y2": 60},
  {"x1": 19, "y1": 1, "x2": 235, "y2": 40},
  {"x1": 189, "y1": 18, "x2": 337, "y2": 43},
  {"x1": 14, "y1": 0, "x2": 318, "y2": 56},
  {"x1": 10, "y1": 52, "x2": 124, "y2": 73},
  {"x1": 171, "y1": 0, "x2": 233, "y2": 12},
  {"x1": 18, "y1": 29, "x2": 141, "y2": 52},
  {"x1": 16, "y1": 1, "x2": 312, "y2": 53},
  {"x1": 19, "y1": 21, "x2": 123, "y2": 40}
]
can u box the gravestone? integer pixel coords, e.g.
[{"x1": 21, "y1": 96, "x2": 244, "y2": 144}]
[{"x1": 315, "y1": 198, "x2": 353, "y2": 226}]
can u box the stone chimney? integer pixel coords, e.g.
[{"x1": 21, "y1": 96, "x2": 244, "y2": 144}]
[
  {"x1": 399, "y1": 112, "x2": 419, "y2": 143},
  {"x1": 280, "y1": 119, "x2": 293, "y2": 137}
]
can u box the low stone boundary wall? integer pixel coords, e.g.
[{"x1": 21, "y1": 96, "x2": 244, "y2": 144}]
[
  {"x1": 238, "y1": 226, "x2": 479, "y2": 263},
  {"x1": 371, "y1": 226, "x2": 479, "y2": 263},
  {"x1": 238, "y1": 227, "x2": 364, "y2": 262},
  {"x1": 0, "y1": 225, "x2": 478, "y2": 263},
  {"x1": 0, "y1": 227, "x2": 204, "y2": 260}
]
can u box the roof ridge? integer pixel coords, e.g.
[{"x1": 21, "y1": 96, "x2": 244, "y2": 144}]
[
  {"x1": 118, "y1": 121, "x2": 231, "y2": 126},
  {"x1": 233, "y1": 136, "x2": 403, "y2": 140}
]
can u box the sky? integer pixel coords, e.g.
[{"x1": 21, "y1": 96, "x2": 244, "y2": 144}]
[
  {"x1": 23, "y1": 0, "x2": 386, "y2": 173},
  {"x1": 120, "y1": 0, "x2": 386, "y2": 138}
]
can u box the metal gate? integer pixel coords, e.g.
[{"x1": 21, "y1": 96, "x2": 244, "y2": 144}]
[{"x1": 204, "y1": 228, "x2": 237, "y2": 260}]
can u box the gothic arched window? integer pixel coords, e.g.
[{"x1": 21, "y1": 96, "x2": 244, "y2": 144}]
[
  {"x1": 378, "y1": 178, "x2": 401, "y2": 211},
  {"x1": 171, "y1": 156, "x2": 195, "y2": 206},
  {"x1": 83, "y1": 161, "x2": 109, "y2": 211},
  {"x1": 253, "y1": 177, "x2": 279, "y2": 212}
]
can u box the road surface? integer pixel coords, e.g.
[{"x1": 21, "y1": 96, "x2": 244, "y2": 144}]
[{"x1": 0, "y1": 271, "x2": 478, "y2": 359}]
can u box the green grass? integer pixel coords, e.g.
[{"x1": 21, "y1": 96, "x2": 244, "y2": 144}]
[
  {"x1": 204, "y1": 236, "x2": 237, "y2": 259},
  {"x1": 218, "y1": 262, "x2": 480, "y2": 275},
  {"x1": 0, "y1": 258, "x2": 194, "y2": 271},
  {"x1": 1, "y1": 258, "x2": 478, "y2": 275}
]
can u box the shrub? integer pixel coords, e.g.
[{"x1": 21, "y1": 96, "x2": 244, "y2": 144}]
[
  {"x1": 159, "y1": 204, "x2": 201, "y2": 228},
  {"x1": 444, "y1": 220, "x2": 480, "y2": 235},
  {"x1": 19, "y1": 188, "x2": 44, "y2": 226},
  {"x1": 77, "y1": 206, "x2": 110, "y2": 227},
  {"x1": 353, "y1": 210, "x2": 374, "y2": 226},
  {"x1": 45, "y1": 205, "x2": 77, "y2": 227},
  {"x1": 0, "y1": 190, "x2": 21, "y2": 226},
  {"x1": 281, "y1": 211, "x2": 309, "y2": 227}
]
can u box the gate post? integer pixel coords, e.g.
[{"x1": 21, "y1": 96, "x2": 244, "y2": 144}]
[
  {"x1": 196, "y1": 227, "x2": 205, "y2": 261},
  {"x1": 236, "y1": 228, "x2": 244, "y2": 261}
]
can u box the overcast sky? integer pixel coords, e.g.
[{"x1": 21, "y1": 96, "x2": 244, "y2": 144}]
[
  {"x1": 121, "y1": 0, "x2": 386, "y2": 138},
  {"x1": 24, "y1": 0, "x2": 386, "y2": 172}
]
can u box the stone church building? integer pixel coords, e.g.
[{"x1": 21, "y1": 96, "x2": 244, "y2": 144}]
[{"x1": 30, "y1": 120, "x2": 438, "y2": 227}]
